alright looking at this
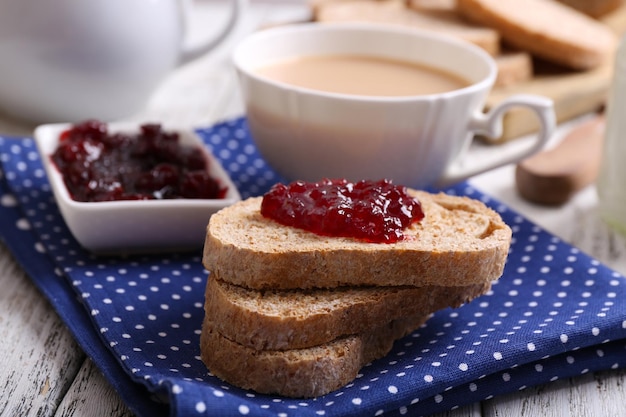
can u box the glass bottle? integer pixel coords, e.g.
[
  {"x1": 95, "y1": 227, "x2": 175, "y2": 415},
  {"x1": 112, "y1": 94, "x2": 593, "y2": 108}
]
[{"x1": 598, "y1": 35, "x2": 626, "y2": 235}]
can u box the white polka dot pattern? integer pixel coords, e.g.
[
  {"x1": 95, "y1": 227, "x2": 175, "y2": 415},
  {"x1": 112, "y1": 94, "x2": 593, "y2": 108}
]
[{"x1": 1, "y1": 118, "x2": 626, "y2": 417}]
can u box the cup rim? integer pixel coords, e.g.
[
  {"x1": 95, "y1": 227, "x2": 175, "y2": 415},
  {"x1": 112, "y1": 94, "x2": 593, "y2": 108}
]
[{"x1": 232, "y1": 22, "x2": 497, "y2": 102}]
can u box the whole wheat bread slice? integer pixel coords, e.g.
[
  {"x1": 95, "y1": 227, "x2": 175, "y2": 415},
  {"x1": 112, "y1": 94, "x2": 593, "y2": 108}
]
[
  {"x1": 200, "y1": 313, "x2": 429, "y2": 398},
  {"x1": 554, "y1": 0, "x2": 624, "y2": 18},
  {"x1": 205, "y1": 275, "x2": 491, "y2": 350},
  {"x1": 456, "y1": 0, "x2": 618, "y2": 70},
  {"x1": 314, "y1": 0, "x2": 501, "y2": 55},
  {"x1": 203, "y1": 190, "x2": 512, "y2": 290}
]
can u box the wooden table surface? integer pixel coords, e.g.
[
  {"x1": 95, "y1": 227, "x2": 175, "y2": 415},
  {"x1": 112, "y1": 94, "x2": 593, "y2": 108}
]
[{"x1": 1, "y1": 2, "x2": 626, "y2": 416}]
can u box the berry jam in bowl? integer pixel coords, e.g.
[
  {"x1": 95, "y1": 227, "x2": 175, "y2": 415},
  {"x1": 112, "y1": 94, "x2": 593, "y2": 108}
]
[{"x1": 34, "y1": 120, "x2": 241, "y2": 254}]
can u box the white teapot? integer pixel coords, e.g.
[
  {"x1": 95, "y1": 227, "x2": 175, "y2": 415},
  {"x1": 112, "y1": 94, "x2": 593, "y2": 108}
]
[{"x1": 0, "y1": 0, "x2": 244, "y2": 123}]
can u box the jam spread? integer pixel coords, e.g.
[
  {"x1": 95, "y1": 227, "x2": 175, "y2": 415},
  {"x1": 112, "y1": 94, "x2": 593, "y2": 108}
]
[
  {"x1": 51, "y1": 120, "x2": 226, "y2": 202},
  {"x1": 260, "y1": 179, "x2": 424, "y2": 243}
]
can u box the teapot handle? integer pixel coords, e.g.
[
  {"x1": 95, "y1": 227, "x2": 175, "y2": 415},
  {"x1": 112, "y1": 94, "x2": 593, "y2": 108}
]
[{"x1": 179, "y1": 0, "x2": 245, "y2": 64}]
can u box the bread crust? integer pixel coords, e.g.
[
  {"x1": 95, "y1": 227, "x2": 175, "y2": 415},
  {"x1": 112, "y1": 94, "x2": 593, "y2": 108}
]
[
  {"x1": 205, "y1": 276, "x2": 491, "y2": 350},
  {"x1": 456, "y1": 0, "x2": 618, "y2": 70},
  {"x1": 203, "y1": 190, "x2": 512, "y2": 290},
  {"x1": 554, "y1": 0, "x2": 624, "y2": 18},
  {"x1": 494, "y1": 51, "x2": 533, "y2": 87},
  {"x1": 200, "y1": 314, "x2": 429, "y2": 398}
]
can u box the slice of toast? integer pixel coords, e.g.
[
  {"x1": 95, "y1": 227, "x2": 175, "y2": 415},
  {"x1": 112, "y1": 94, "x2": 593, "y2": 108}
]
[
  {"x1": 494, "y1": 50, "x2": 533, "y2": 87},
  {"x1": 200, "y1": 313, "x2": 429, "y2": 398},
  {"x1": 456, "y1": 0, "x2": 618, "y2": 70},
  {"x1": 203, "y1": 190, "x2": 512, "y2": 290},
  {"x1": 310, "y1": 0, "x2": 406, "y2": 12},
  {"x1": 314, "y1": 0, "x2": 501, "y2": 55},
  {"x1": 554, "y1": 0, "x2": 624, "y2": 18},
  {"x1": 205, "y1": 275, "x2": 491, "y2": 350},
  {"x1": 406, "y1": 0, "x2": 456, "y2": 11}
]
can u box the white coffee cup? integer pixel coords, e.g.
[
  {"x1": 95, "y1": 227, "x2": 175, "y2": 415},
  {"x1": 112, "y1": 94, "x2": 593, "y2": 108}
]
[
  {"x1": 233, "y1": 23, "x2": 556, "y2": 188},
  {"x1": 0, "y1": 0, "x2": 245, "y2": 124}
]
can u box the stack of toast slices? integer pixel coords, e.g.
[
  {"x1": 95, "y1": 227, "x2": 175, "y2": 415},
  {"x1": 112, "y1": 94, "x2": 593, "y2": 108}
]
[{"x1": 200, "y1": 189, "x2": 512, "y2": 398}]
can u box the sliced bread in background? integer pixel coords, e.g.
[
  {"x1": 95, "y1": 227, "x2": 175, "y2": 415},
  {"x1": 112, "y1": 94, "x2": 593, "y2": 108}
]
[
  {"x1": 315, "y1": 0, "x2": 501, "y2": 55},
  {"x1": 456, "y1": 0, "x2": 618, "y2": 70},
  {"x1": 553, "y1": 0, "x2": 624, "y2": 18}
]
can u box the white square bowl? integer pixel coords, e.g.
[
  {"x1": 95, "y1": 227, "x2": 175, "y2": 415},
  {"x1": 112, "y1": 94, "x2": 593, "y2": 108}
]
[{"x1": 34, "y1": 122, "x2": 241, "y2": 254}]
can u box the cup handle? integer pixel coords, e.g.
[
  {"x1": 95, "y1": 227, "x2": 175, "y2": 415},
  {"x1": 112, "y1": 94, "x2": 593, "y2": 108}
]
[
  {"x1": 178, "y1": 0, "x2": 246, "y2": 64},
  {"x1": 436, "y1": 94, "x2": 556, "y2": 187}
]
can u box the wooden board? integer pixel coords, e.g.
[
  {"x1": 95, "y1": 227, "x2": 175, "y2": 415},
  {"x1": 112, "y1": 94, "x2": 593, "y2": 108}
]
[
  {"x1": 485, "y1": 60, "x2": 612, "y2": 142},
  {"x1": 486, "y1": 2, "x2": 626, "y2": 142}
]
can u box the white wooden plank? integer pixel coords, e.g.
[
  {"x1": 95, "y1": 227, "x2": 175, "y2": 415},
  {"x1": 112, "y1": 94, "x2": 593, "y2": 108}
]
[
  {"x1": 484, "y1": 369, "x2": 626, "y2": 417},
  {"x1": 483, "y1": 377, "x2": 591, "y2": 417},
  {"x1": 55, "y1": 358, "x2": 134, "y2": 417},
  {"x1": 0, "y1": 243, "x2": 84, "y2": 416},
  {"x1": 432, "y1": 401, "x2": 482, "y2": 417},
  {"x1": 591, "y1": 368, "x2": 626, "y2": 416}
]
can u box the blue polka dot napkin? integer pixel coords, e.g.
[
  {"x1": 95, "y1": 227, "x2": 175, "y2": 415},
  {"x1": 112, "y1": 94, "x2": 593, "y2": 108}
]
[{"x1": 1, "y1": 117, "x2": 626, "y2": 417}]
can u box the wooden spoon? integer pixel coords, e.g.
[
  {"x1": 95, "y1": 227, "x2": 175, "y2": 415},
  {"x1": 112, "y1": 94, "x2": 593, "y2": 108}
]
[{"x1": 515, "y1": 114, "x2": 605, "y2": 205}]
